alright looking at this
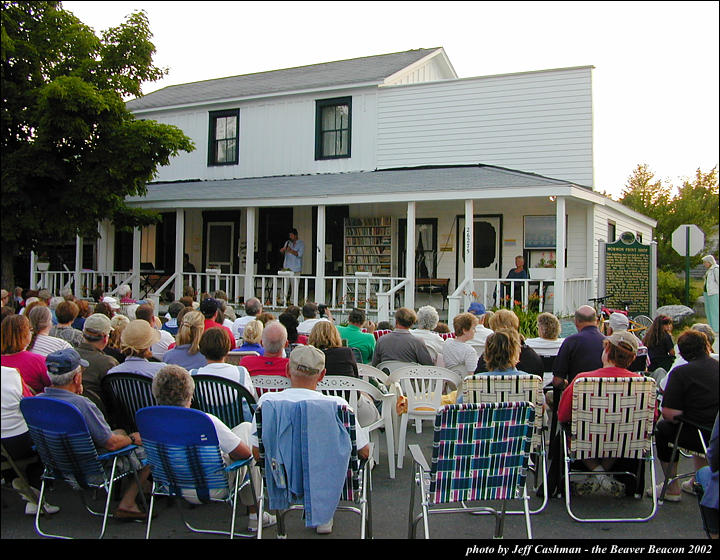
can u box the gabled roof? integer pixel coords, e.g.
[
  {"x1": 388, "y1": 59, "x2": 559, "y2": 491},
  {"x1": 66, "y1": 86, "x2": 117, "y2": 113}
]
[{"x1": 126, "y1": 48, "x2": 443, "y2": 111}]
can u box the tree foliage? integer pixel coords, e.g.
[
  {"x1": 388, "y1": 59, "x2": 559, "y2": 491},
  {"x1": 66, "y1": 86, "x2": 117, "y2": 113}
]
[
  {"x1": 1, "y1": 1, "x2": 194, "y2": 287},
  {"x1": 619, "y1": 164, "x2": 719, "y2": 270}
]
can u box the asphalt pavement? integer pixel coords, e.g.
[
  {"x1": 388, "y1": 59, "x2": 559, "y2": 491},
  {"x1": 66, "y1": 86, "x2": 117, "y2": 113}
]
[{"x1": 1, "y1": 423, "x2": 709, "y2": 545}]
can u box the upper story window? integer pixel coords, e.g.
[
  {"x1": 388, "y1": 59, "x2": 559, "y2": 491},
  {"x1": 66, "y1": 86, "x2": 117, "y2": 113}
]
[
  {"x1": 607, "y1": 221, "x2": 616, "y2": 243},
  {"x1": 208, "y1": 109, "x2": 239, "y2": 166},
  {"x1": 315, "y1": 97, "x2": 351, "y2": 160}
]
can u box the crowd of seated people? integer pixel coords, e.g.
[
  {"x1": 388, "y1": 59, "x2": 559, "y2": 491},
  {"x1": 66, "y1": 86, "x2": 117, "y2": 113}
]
[{"x1": 2, "y1": 284, "x2": 718, "y2": 534}]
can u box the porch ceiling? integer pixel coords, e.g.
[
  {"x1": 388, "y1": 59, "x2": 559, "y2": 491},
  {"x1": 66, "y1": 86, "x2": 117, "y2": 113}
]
[{"x1": 126, "y1": 164, "x2": 584, "y2": 209}]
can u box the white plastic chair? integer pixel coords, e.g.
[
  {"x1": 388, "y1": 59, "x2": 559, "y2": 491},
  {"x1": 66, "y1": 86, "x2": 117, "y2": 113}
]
[
  {"x1": 250, "y1": 375, "x2": 290, "y2": 398},
  {"x1": 357, "y1": 363, "x2": 390, "y2": 387},
  {"x1": 376, "y1": 360, "x2": 418, "y2": 375},
  {"x1": 317, "y1": 375, "x2": 397, "y2": 479},
  {"x1": 387, "y1": 365, "x2": 462, "y2": 469}
]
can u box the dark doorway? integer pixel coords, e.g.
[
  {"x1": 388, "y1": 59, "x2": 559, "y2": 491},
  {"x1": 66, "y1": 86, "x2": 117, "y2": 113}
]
[
  {"x1": 115, "y1": 229, "x2": 133, "y2": 271},
  {"x1": 312, "y1": 205, "x2": 350, "y2": 276},
  {"x1": 398, "y1": 218, "x2": 438, "y2": 278},
  {"x1": 257, "y1": 207, "x2": 294, "y2": 275},
  {"x1": 202, "y1": 210, "x2": 241, "y2": 274},
  {"x1": 154, "y1": 212, "x2": 177, "y2": 273}
]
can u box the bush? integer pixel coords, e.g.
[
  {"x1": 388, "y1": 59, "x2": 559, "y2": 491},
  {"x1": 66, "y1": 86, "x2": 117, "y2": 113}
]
[{"x1": 657, "y1": 269, "x2": 702, "y2": 307}]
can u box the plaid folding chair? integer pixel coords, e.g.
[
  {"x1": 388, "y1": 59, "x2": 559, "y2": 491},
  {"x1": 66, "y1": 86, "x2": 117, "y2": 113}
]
[
  {"x1": 101, "y1": 373, "x2": 156, "y2": 433},
  {"x1": 255, "y1": 403, "x2": 372, "y2": 539},
  {"x1": 463, "y1": 374, "x2": 548, "y2": 514},
  {"x1": 136, "y1": 406, "x2": 258, "y2": 539},
  {"x1": 408, "y1": 402, "x2": 535, "y2": 539},
  {"x1": 19, "y1": 397, "x2": 147, "y2": 539},
  {"x1": 562, "y1": 376, "x2": 658, "y2": 522}
]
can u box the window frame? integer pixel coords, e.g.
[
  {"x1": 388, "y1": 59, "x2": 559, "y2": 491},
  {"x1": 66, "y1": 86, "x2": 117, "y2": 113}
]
[
  {"x1": 207, "y1": 109, "x2": 240, "y2": 166},
  {"x1": 315, "y1": 96, "x2": 352, "y2": 160}
]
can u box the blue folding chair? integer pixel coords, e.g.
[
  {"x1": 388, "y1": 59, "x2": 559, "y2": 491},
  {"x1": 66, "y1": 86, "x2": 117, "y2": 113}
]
[
  {"x1": 19, "y1": 397, "x2": 147, "y2": 539},
  {"x1": 135, "y1": 406, "x2": 258, "y2": 539}
]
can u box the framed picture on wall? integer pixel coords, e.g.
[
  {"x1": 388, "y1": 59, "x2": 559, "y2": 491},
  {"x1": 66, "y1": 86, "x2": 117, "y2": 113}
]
[{"x1": 524, "y1": 215, "x2": 556, "y2": 249}]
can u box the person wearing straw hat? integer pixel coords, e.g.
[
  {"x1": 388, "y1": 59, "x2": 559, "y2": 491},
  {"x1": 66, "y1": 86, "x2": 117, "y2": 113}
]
[{"x1": 106, "y1": 320, "x2": 166, "y2": 379}]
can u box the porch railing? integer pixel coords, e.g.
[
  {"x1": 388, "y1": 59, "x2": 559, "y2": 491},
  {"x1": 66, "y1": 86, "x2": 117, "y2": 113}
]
[
  {"x1": 186, "y1": 272, "x2": 247, "y2": 303},
  {"x1": 329, "y1": 275, "x2": 406, "y2": 319},
  {"x1": 447, "y1": 275, "x2": 593, "y2": 323},
  {"x1": 32, "y1": 270, "x2": 134, "y2": 298}
]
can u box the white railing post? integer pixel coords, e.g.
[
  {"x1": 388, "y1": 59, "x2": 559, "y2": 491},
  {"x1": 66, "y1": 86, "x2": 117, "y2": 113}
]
[
  {"x1": 30, "y1": 251, "x2": 37, "y2": 290},
  {"x1": 404, "y1": 202, "x2": 416, "y2": 310}
]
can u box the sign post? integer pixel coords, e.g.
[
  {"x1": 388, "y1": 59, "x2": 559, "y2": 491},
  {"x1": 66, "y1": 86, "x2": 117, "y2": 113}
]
[{"x1": 671, "y1": 224, "x2": 705, "y2": 306}]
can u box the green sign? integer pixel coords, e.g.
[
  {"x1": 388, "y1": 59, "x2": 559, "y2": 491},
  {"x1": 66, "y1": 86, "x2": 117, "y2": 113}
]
[{"x1": 604, "y1": 237, "x2": 651, "y2": 316}]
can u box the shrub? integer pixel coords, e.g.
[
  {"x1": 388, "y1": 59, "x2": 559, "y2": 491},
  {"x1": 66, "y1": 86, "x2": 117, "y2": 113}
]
[{"x1": 657, "y1": 269, "x2": 702, "y2": 307}]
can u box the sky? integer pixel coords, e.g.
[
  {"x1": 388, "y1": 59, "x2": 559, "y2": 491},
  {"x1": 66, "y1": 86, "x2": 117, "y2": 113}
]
[{"x1": 61, "y1": 0, "x2": 719, "y2": 199}]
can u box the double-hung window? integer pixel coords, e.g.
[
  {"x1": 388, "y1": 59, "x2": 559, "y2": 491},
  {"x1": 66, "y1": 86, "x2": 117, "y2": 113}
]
[
  {"x1": 315, "y1": 97, "x2": 351, "y2": 160},
  {"x1": 208, "y1": 109, "x2": 239, "y2": 166}
]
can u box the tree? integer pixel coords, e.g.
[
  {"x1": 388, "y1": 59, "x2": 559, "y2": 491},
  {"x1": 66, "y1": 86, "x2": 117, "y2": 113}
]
[
  {"x1": 618, "y1": 164, "x2": 719, "y2": 270},
  {"x1": 1, "y1": 1, "x2": 195, "y2": 290}
]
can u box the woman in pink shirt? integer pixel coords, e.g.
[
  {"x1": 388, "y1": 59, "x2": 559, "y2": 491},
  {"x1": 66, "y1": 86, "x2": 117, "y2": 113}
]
[{"x1": 1, "y1": 314, "x2": 50, "y2": 394}]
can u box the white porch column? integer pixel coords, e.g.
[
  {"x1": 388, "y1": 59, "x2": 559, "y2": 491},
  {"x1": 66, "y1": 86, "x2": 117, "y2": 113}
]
[
  {"x1": 586, "y1": 205, "x2": 595, "y2": 299},
  {"x1": 555, "y1": 196, "x2": 566, "y2": 315},
  {"x1": 464, "y1": 199, "x2": 474, "y2": 288},
  {"x1": 132, "y1": 226, "x2": 141, "y2": 298},
  {"x1": 174, "y1": 209, "x2": 185, "y2": 300},
  {"x1": 315, "y1": 205, "x2": 326, "y2": 305},
  {"x1": 74, "y1": 235, "x2": 83, "y2": 298},
  {"x1": 404, "y1": 201, "x2": 416, "y2": 310},
  {"x1": 244, "y1": 207, "x2": 256, "y2": 302}
]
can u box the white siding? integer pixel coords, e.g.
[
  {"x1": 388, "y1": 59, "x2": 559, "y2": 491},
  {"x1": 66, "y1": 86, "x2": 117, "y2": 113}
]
[
  {"x1": 141, "y1": 88, "x2": 378, "y2": 182},
  {"x1": 376, "y1": 67, "x2": 594, "y2": 186}
]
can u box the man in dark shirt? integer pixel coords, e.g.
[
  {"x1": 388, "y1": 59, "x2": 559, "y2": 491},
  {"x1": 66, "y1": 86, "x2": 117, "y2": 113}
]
[
  {"x1": 652, "y1": 330, "x2": 719, "y2": 501},
  {"x1": 551, "y1": 305, "x2": 605, "y2": 390}
]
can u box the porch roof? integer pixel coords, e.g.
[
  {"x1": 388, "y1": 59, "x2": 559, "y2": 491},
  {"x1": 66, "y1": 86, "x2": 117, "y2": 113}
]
[{"x1": 126, "y1": 164, "x2": 587, "y2": 208}]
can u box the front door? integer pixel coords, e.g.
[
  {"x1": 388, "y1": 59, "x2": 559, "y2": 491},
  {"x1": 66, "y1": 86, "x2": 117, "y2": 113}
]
[
  {"x1": 456, "y1": 215, "x2": 502, "y2": 283},
  {"x1": 206, "y1": 222, "x2": 234, "y2": 274}
]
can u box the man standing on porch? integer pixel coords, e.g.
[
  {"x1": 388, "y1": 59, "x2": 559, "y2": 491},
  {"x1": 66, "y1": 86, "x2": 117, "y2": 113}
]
[{"x1": 280, "y1": 228, "x2": 304, "y2": 273}]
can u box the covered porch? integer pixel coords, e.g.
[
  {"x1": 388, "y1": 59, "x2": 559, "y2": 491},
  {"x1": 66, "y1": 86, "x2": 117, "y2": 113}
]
[{"x1": 29, "y1": 166, "x2": 606, "y2": 321}]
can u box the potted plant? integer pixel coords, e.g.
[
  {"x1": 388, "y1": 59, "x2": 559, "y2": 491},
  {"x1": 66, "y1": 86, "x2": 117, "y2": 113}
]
[
  {"x1": 529, "y1": 252, "x2": 556, "y2": 280},
  {"x1": 36, "y1": 254, "x2": 50, "y2": 271}
]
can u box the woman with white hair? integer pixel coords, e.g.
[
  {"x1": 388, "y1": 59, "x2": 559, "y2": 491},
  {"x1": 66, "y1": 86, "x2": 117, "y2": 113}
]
[
  {"x1": 703, "y1": 255, "x2": 719, "y2": 334},
  {"x1": 410, "y1": 305, "x2": 444, "y2": 364}
]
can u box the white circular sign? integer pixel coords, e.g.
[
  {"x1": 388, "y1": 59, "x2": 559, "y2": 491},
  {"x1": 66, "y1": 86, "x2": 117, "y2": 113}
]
[{"x1": 672, "y1": 224, "x2": 704, "y2": 257}]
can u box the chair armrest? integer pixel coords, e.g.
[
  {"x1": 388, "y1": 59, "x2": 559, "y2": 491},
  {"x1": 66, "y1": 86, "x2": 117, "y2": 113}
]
[
  {"x1": 408, "y1": 444, "x2": 430, "y2": 472},
  {"x1": 225, "y1": 457, "x2": 253, "y2": 472},
  {"x1": 674, "y1": 415, "x2": 712, "y2": 432},
  {"x1": 97, "y1": 444, "x2": 138, "y2": 461}
]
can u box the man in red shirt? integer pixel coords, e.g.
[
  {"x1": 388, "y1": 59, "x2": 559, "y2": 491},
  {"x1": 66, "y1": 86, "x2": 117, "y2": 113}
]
[
  {"x1": 240, "y1": 321, "x2": 288, "y2": 376},
  {"x1": 557, "y1": 331, "x2": 643, "y2": 497},
  {"x1": 200, "y1": 298, "x2": 236, "y2": 350}
]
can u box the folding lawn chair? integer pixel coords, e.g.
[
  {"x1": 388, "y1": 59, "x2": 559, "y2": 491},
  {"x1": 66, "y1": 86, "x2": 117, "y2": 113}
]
[{"x1": 101, "y1": 373, "x2": 156, "y2": 433}]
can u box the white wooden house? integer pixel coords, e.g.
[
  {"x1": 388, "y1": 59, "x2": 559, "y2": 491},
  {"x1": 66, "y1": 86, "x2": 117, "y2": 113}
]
[{"x1": 31, "y1": 47, "x2": 656, "y2": 321}]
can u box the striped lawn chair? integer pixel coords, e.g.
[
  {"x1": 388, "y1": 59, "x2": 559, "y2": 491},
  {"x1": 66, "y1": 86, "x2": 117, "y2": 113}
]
[
  {"x1": 136, "y1": 406, "x2": 257, "y2": 539},
  {"x1": 372, "y1": 329, "x2": 392, "y2": 341},
  {"x1": 255, "y1": 403, "x2": 372, "y2": 538},
  {"x1": 20, "y1": 397, "x2": 147, "y2": 539},
  {"x1": 562, "y1": 376, "x2": 658, "y2": 523},
  {"x1": 101, "y1": 373, "x2": 156, "y2": 434},
  {"x1": 463, "y1": 374, "x2": 548, "y2": 514},
  {"x1": 408, "y1": 402, "x2": 535, "y2": 539}
]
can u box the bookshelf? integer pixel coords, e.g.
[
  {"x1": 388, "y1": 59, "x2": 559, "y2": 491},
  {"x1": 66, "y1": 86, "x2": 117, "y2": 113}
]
[{"x1": 344, "y1": 217, "x2": 392, "y2": 276}]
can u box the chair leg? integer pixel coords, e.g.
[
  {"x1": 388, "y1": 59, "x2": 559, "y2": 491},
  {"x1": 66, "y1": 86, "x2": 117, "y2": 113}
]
[
  {"x1": 385, "y1": 419, "x2": 396, "y2": 479},
  {"x1": 34, "y1": 478, "x2": 71, "y2": 539},
  {"x1": 397, "y1": 414, "x2": 409, "y2": 469},
  {"x1": 98, "y1": 457, "x2": 118, "y2": 539},
  {"x1": 524, "y1": 487, "x2": 533, "y2": 539},
  {"x1": 659, "y1": 424, "x2": 683, "y2": 503},
  {"x1": 145, "y1": 482, "x2": 157, "y2": 539}
]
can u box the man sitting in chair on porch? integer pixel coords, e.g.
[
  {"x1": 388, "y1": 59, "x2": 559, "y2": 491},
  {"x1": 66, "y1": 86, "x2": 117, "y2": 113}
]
[{"x1": 249, "y1": 345, "x2": 370, "y2": 534}]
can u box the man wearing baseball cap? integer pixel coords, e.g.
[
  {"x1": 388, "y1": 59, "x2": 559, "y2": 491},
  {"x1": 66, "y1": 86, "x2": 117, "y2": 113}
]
[
  {"x1": 248, "y1": 345, "x2": 370, "y2": 534},
  {"x1": 36, "y1": 348, "x2": 151, "y2": 519},
  {"x1": 557, "y1": 331, "x2": 643, "y2": 497},
  {"x1": 468, "y1": 302, "x2": 494, "y2": 346},
  {"x1": 76, "y1": 313, "x2": 118, "y2": 415}
]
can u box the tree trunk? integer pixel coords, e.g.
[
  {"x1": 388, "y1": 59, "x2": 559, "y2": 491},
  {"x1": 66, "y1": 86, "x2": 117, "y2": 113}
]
[{"x1": 1, "y1": 242, "x2": 17, "y2": 294}]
